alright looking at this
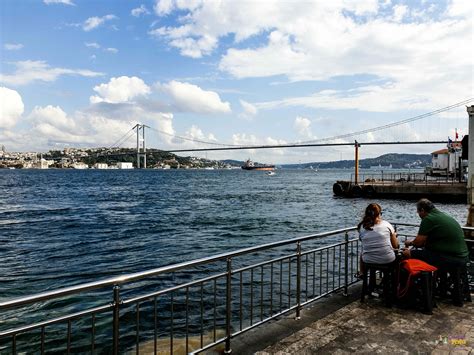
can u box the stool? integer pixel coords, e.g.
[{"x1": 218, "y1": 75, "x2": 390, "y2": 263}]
[
  {"x1": 436, "y1": 263, "x2": 472, "y2": 307},
  {"x1": 361, "y1": 261, "x2": 396, "y2": 307},
  {"x1": 412, "y1": 271, "x2": 436, "y2": 314}
]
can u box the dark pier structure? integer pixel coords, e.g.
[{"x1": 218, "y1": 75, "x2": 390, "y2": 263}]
[
  {"x1": 333, "y1": 140, "x2": 467, "y2": 202},
  {"x1": 333, "y1": 172, "x2": 466, "y2": 202}
]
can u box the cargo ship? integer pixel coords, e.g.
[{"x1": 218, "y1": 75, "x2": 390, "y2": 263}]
[{"x1": 241, "y1": 159, "x2": 275, "y2": 171}]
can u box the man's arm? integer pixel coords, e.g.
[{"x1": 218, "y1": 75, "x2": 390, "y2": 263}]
[{"x1": 405, "y1": 234, "x2": 427, "y2": 248}]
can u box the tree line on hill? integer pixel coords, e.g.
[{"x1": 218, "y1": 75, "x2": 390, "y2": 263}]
[{"x1": 278, "y1": 153, "x2": 431, "y2": 169}]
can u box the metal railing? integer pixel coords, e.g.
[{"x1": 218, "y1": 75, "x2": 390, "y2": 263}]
[
  {"x1": 352, "y1": 172, "x2": 465, "y2": 186},
  {"x1": 0, "y1": 223, "x2": 472, "y2": 354}
]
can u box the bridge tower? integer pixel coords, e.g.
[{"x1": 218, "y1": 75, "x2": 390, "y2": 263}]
[{"x1": 135, "y1": 124, "x2": 147, "y2": 169}]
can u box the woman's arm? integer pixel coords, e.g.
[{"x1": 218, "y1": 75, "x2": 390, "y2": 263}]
[{"x1": 390, "y1": 232, "x2": 399, "y2": 249}]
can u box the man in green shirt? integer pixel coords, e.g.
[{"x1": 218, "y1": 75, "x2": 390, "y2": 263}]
[{"x1": 403, "y1": 199, "x2": 469, "y2": 266}]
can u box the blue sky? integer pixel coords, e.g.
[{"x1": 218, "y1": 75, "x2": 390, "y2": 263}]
[{"x1": 1, "y1": 0, "x2": 472, "y2": 163}]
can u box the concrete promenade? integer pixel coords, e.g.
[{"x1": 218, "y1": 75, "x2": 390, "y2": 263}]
[{"x1": 231, "y1": 285, "x2": 474, "y2": 354}]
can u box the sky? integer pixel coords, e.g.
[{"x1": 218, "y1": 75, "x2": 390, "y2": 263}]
[{"x1": 0, "y1": 0, "x2": 473, "y2": 164}]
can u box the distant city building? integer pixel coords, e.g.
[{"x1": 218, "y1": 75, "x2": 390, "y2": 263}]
[
  {"x1": 94, "y1": 163, "x2": 108, "y2": 169},
  {"x1": 428, "y1": 141, "x2": 462, "y2": 176},
  {"x1": 117, "y1": 162, "x2": 133, "y2": 169},
  {"x1": 38, "y1": 159, "x2": 49, "y2": 169},
  {"x1": 72, "y1": 162, "x2": 89, "y2": 169}
]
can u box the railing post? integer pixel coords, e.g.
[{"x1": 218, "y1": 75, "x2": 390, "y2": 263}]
[
  {"x1": 112, "y1": 285, "x2": 121, "y2": 355},
  {"x1": 224, "y1": 257, "x2": 232, "y2": 354},
  {"x1": 343, "y1": 232, "x2": 349, "y2": 296},
  {"x1": 295, "y1": 241, "x2": 302, "y2": 320}
]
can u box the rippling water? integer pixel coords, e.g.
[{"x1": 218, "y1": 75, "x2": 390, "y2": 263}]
[{"x1": 0, "y1": 169, "x2": 467, "y2": 300}]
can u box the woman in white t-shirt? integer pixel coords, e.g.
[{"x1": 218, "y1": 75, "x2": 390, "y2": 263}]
[{"x1": 356, "y1": 203, "x2": 399, "y2": 277}]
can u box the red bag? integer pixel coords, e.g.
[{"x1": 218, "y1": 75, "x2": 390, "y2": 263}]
[{"x1": 397, "y1": 259, "x2": 437, "y2": 298}]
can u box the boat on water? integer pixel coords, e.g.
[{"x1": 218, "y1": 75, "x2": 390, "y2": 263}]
[
  {"x1": 241, "y1": 159, "x2": 275, "y2": 171},
  {"x1": 266, "y1": 171, "x2": 276, "y2": 176},
  {"x1": 369, "y1": 164, "x2": 393, "y2": 170}
]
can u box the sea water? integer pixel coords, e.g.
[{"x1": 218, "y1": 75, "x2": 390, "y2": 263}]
[{"x1": 0, "y1": 168, "x2": 466, "y2": 298}]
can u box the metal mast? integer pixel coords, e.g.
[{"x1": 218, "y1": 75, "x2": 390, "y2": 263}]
[
  {"x1": 135, "y1": 124, "x2": 147, "y2": 169},
  {"x1": 467, "y1": 106, "x2": 474, "y2": 225}
]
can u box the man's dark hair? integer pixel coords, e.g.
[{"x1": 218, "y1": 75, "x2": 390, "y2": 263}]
[{"x1": 417, "y1": 198, "x2": 435, "y2": 212}]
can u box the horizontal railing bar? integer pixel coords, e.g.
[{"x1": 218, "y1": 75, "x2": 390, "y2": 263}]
[
  {"x1": 0, "y1": 304, "x2": 112, "y2": 338},
  {"x1": 123, "y1": 271, "x2": 228, "y2": 305},
  {"x1": 300, "y1": 241, "x2": 353, "y2": 257},
  {"x1": 0, "y1": 227, "x2": 357, "y2": 310},
  {"x1": 395, "y1": 224, "x2": 474, "y2": 231},
  {"x1": 394, "y1": 223, "x2": 419, "y2": 227},
  {"x1": 233, "y1": 254, "x2": 296, "y2": 274}
]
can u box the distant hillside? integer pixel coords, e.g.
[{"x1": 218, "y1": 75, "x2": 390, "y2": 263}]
[{"x1": 281, "y1": 153, "x2": 431, "y2": 169}]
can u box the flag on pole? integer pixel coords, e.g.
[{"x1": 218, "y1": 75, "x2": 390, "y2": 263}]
[{"x1": 455, "y1": 128, "x2": 459, "y2": 140}]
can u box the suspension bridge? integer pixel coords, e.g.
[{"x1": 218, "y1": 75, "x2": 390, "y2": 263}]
[{"x1": 95, "y1": 98, "x2": 473, "y2": 168}]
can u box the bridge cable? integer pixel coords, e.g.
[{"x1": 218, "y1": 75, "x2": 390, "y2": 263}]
[
  {"x1": 147, "y1": 97, "x2": 473, "y2": 149},
  {"x1": 298, "y1": 97, "x2": 474, "y2": 144},
  {"x1": 107, "y1": 127, "x2": 136, "y2": 149}
]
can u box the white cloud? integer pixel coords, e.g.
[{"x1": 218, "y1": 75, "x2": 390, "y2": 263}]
[
  {"x1": 231, "y1": 133, "x2": 287, "y2": 157},
  {"x1": 20, "y1": 104, "x2": 139, "y2": 149},
  {"x1": 0, "y1": 60, "x2": 103, "y2": 86},
  {"x1": 148, "y1": 112, "x2": 175, "y2": 144},
  {"x1": 131, "y1": 5, "x2": 150, "y2": 17},
  {"x1": 220, "y1": 31, "x2": 306, "y2": 80},
  {"x1": 4, "y1": 43, "x2": 24, "y2": 51},
  {"x1": 44, "y1": 0, "x2": 75, "y2": 5},
  {"x1": 160, "y1": 80, "x2": 231, "y2": 114},
  {"x1": 393, "y1": 4, "x2": 408, "y2": 22},
  {"x1": 104, "y1": 47, "x2": 118, "y2": 53},
  {"x1": 29, "y1": 105, "x2": 76, "y2": 131},
  {"x1": 154, "y1": 0, "x2": 184, "y2": 16},
  {"x1": 153, "y1": 1, "x2": 472, "y2": 113},
  {"x1": 149, "y1": 28, "x2": 217, "y2": 58},
  {"x1": 185, "y1": 125, "x2": 217, "y2": 143},
  {"x1": 85, "y1": 43, "x2": 118, "y2": 53},
  {"x1": 0, "y1": 87, "x2": 24, "y2": 129},
  {"x1": 239, "y1": 99, "x2": 257, "y2": 119},
  {"x1": 90, "y1": 76, "x2": 151, "y2": 104},
  {"x1": 294, "y1": 116, "x2": 312, "y2": 138},
  {"x1": 231, "y1": 133, "x2": 286, "y2": 147},
  {"x1": 447, "y1": 0, "x2": 473, "y2": 17},
  {"x1": 85, "y1": 42, "x2": 100, "y2": 48},
  {"x1": 83, "y1": 15, "x2": 117, "y2": 32}
]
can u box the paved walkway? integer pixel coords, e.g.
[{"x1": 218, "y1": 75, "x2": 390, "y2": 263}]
[{"x1": 232, "y1": 286, "x2": 474, "y2": 354}]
